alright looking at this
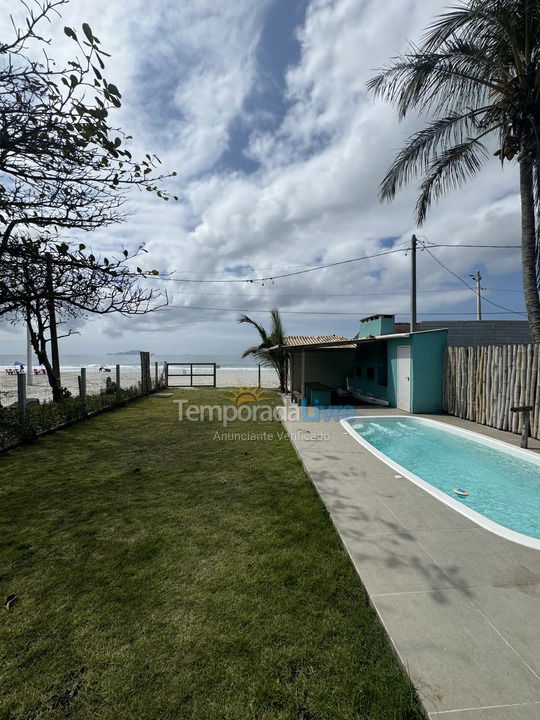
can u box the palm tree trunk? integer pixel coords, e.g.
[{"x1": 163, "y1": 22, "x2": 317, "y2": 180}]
[
  {"x1": 519, "y1": 156, "x2": 540, "y2": 343},
  {"x1": 279, "y1": 365, "x2": 286, "y2": 393}
]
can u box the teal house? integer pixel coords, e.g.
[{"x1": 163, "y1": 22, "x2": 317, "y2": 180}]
[{"x1": 284, "y1": 314, "x2": 448, "y2": 413}]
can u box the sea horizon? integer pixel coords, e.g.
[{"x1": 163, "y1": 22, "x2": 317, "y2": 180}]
[{"x1": 0, "y1": 353, "x2": 264, "y2": 372}]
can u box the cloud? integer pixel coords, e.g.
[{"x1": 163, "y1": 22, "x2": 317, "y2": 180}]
[{"x1": 0, "y1": 0, "x2": 527, "y2": 356}]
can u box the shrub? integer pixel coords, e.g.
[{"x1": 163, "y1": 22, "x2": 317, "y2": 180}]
[{"x1": 0, "y1": 380, "x2": 161, "y2": 451}]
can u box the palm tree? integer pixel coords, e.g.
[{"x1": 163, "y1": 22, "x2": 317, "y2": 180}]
[
  {"x1": 367, "y1": 0, "x2": 540, "y2": 341},
  {"x1": 238, "y1": 308, "x2": 288, "y2": 392}
]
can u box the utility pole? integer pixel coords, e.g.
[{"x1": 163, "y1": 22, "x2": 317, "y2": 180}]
[
  {"x1": 45, "y1": 253, "x2": 61, "y2": 392},
  {"x1": 410, "y1": 234, "x2": 417, "y2": 332},
  {"x1": 470, "y1": 269, "x2": 482, "y2": 321}
]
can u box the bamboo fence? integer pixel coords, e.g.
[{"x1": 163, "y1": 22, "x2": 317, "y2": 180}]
[{"x1": 444, "y1": 344, "x2": 540, "y2": 438}]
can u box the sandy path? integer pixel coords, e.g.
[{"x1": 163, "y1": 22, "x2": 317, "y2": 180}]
[{"x1": 0, "y1": 367, "x2": 278, "y2": 405}]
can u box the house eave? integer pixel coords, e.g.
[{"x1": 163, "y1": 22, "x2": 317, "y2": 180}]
[{"x1": 278, "y1": 328, "x2": 447, "y2": 352}]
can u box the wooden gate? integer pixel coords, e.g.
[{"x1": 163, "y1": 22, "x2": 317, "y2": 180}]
[{"x1": 165, "y1": 363, "x2": 217, "y2": 387}]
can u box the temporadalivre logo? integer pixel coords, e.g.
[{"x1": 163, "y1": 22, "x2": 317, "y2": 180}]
[{"x1": 220, "y1": 386, "x2": 270, "y2": 406}]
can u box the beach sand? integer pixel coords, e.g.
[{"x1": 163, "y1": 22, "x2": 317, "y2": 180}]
[{"x1": 0, "y1": 367, "x2": 279, "y2": 406}]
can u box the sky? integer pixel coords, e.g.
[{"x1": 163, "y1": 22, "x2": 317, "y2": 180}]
[{"x1": 0, "y1": 0, "x2": 528, "y2": 357}]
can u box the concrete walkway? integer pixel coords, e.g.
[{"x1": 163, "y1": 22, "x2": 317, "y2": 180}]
[{"x1": 282, "y1": 403, "x2": 540, "y2": 719}]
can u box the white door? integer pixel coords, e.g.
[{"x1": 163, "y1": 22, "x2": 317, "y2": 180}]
[{"x1": 396, "y1": 345, "x2": 411, "y2": 412}]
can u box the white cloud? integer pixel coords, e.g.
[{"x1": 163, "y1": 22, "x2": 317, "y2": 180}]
[{"x1": 0, "y1": 0, "x2": 527, "y2": 356}]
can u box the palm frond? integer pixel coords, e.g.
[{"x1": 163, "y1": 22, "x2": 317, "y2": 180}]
[
  {"x1": 423, "y1": 1, "x2": 530, "y2": 52},
  {"x1": 379, "y1": 109, "x2": 493, "y2": 200},
  {"x1": 422, "y1": 6, "x2": 481, "y2": 50},
  {"x1": 237, "y1": 314, "x2": 268, "y2": 343},
  {"x1": 270, "y1": 308, "x2": 285, "y2": 345},
  {"x1": 239, "y1": 309, "x2": 288, "y2": 390},
  {"x1": 241, "y1": 344, "x2": 264, "y2": 359},
  {"x1": 368, "y1": 49, "x2": 498, "y2": 120},
  {"x1": 368, "y1": 0, "x2": 540, "y2": 225},
  {"x1": 415, "y1": 139, "x2": 489, "y2": 224}
]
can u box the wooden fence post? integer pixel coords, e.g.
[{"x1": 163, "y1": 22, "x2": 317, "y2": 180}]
[
  {"x1": 511, "y1": 405, "x2": 533, "y2": 448},
  {"x1": 258, "y1": 364, "x2": 261, "y2": 388},
  {"x1": 116, "y1": 364, "x2": 121, "y2": 395},
  {"x1": 140, "y1": 352, "x2": 151, "y2": 395},
  {"x1": 155, "y1": 361, "x2": 159, "y2": 388},
  {"x1": 17, "y1": 372, "x2": 26, "y2": 421},
  {"x1": 445, "y1": 343, "x2": 540, "y2": 440},
  {"x1": 165, "y1": 362, "x2": 169, "y2": 387},
  {"x1": 79, "y1": 367, "x2": 86, "y2": 410}
]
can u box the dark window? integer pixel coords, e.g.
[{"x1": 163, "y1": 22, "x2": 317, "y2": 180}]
[{"x1": 367, "y1": 367, "x2": 375, "y2": 380}]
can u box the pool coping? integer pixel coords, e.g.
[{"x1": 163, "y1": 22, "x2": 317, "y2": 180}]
[
  {"x1": 281, "y1": 402, "x2": 540, "y2": 719},
  {"x1": 341, "y1": 415, "x2": 540, "y2": 551}
]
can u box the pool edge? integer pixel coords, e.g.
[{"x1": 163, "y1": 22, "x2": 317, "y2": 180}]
[{"x1": 340, "y1": 415, "x2": 540, "y2": 552}]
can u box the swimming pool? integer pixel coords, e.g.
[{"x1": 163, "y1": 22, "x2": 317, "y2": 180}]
[{"x1": 342, "y1": 415, "x2": 540, "y2": 549}]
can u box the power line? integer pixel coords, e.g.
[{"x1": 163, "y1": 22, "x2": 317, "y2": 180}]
[
  {"x1": 160, "y1": 263, "x2": 317, "y2": 275},
  {"x1": 166, "y1": 288, "x2": 471, "y2": 299},
  {"x1": 156, "y1": 243, "x2": 522, "y2": 277},
  {"x1": 145, "y1": 242, "x2": 520, "y2": 285},
  {"x1": 484, "y1": 287, "x2": 523, "y2": 293},
  {"x1": 162, "y1": 304, "x2": 522, "y2": 317},
  {"x1": 151, "y1": 248, "x2": 407, "y2": 284},
  {"x1": 421, "y1": 245, "x2": 526, "y2": 317},
  {"x1": 428, "y1": 244, "x2": 520, "y2": 249}
]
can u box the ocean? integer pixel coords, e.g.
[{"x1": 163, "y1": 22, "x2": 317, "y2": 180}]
[{"x1": 0, "y1": 353, "x2": 263, "y2": 372}]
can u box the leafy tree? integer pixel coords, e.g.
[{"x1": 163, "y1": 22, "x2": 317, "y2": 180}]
[
  {"x1": 0, "y1": 0, "x2": 175, "y2": 401},
  {"x1": 367, "y1": 0, "x2": 540, "y2": 340},
  {"x1": 238, "y1": 309, "x2": 288, "y2": 392},
  {"x1": 2, "y1": 237, "x2": 165, "y2": 401},
  {"x1": 0, "y1": 0, "x2": 176, "y2": 262}
]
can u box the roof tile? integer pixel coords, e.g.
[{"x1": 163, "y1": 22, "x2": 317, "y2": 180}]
[{"x1": 284, "y1": 335, "x2": 349, "y2": 347}]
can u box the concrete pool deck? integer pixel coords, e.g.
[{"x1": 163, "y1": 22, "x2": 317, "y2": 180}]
[{"x1": 281, "y1": 403, "x2": 540, "y2": 719}]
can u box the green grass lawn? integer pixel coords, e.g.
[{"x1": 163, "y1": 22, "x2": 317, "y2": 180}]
[{"x1": 0, "y1": 389, "x2": 422, "y2": 719}]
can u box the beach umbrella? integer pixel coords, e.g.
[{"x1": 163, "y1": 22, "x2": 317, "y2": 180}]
[{"x1": 12, "y1": 361, "x2": 24, "y2": 366}]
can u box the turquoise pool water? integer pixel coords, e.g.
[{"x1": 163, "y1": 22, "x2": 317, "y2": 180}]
[{"x1": 347, "y1": 417, "x2": 540, "y2": 540}]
